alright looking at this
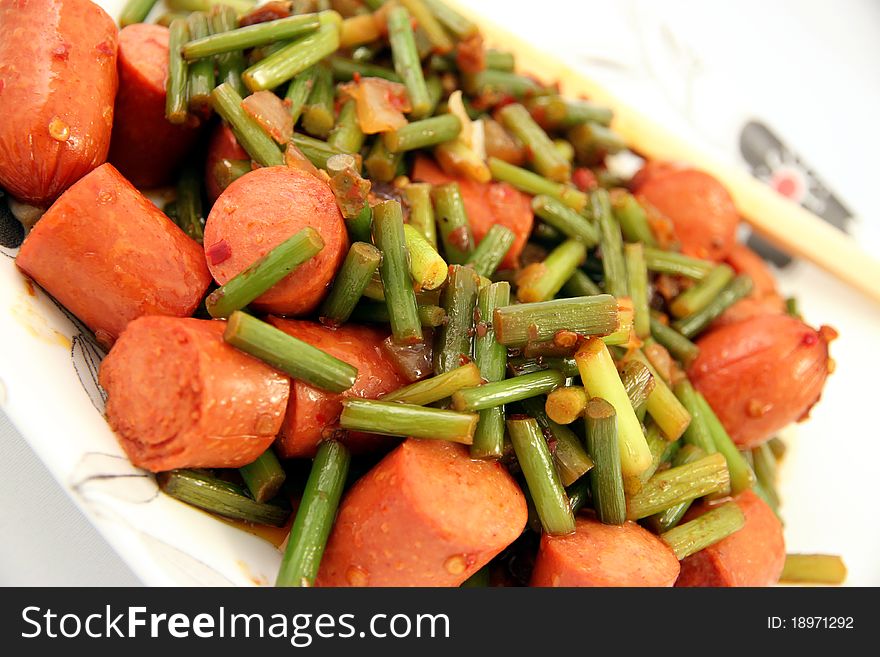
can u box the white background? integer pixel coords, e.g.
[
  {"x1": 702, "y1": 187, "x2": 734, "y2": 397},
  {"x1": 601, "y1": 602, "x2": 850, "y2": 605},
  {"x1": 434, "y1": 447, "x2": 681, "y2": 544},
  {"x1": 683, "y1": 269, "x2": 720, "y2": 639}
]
[{"x1": 1, "y1": 0, "x2": 879, "y2": 585}]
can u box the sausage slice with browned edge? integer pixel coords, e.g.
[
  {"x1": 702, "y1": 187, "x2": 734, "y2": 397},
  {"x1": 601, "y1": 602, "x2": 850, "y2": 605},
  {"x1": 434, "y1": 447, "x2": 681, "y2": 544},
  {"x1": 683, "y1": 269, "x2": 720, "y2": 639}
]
[
  {"x1": 16, "y1": 163, "x2": 212, "y2": 348},
  {"x1": 530, "y1": 513, "x2": 680, "y2": 586},
  {"x1": 109, "y1": 24, "x2": 201, "y2": 188},
  {"x1": 688, "y1": 313, "x2": 834, "y2": 448},
  {"x1": 267, "y1": 318, "x2": 405, "y2": 458},
  {"x1": 204, "y1": 166, "x2": 349, "y2": 315},
  {"x1": 99, "y1": 317, "x2": 290, "y2": 473},
  {"x1": 676, "y1": 490, "x2": 784, "y2": 587},
  {"x1": 0, "y1": 0, "x2": 118, "y2": 207},
  {"x1": 316, "y1": 439, "x2": 527, "y2": 586}
]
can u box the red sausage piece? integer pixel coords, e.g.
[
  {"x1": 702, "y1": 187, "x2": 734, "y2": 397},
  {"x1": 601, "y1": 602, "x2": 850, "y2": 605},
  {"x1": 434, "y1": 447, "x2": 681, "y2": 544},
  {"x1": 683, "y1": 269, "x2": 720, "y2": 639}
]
[
  {"x1": 316, "y1": 439, "x2": 527, "y2": 586},
  {"x1": 634, "y1": 165, "x2": 739, "y2": 261},
  {"x1": 530, "y1": 514, "x2": 680, "y2": 587},
  {"x1": 676, "y1": 490, "x2": 785, "y2": 587},
  {"x1": 99, "y1": 317, "x2": 290, "y2": 473},
  {"x1": 688, "y1": 314, "x2": 833, "y2": 449},
  {"x1": 412, "y1": 155, "x2": 532, "y2": 270},
  {"x1": 267, "y1": 318, "x2": 405, "y2": 458},
  {"x1": 0, "y1": 0, "x2": 118, "y2": 207},
  {"x1": 205, "y1": 123, "x2": 249, "y2": 203},
  {"x1": 16, "y1": 163, "x2": 212, "y2": 348},
  {"x1": 109, "y1": 24, "x2": 200, "y2": 189},
  {"x1": 204, "y1": 166, "x2": 348, "y2": 315}
]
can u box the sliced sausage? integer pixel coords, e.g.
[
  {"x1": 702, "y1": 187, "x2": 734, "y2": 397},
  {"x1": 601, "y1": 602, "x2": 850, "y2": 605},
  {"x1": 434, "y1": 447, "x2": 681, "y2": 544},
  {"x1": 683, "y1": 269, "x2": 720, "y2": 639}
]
[
  {"x1": 204, "y1": 166, "x2": 348, "y2": 315},
  {"x1": 205, "y1": 122, "x2": 249, "y2": 203},
  {"x1": 0, "y1": 0, "x2": 118, "y2": 207},
  {"x1": 676, "y1": 490, "x2": 785, "y2": 587},
  {"x1": 712, "y1": 243, "x2": 785, "y2": 329},
  {"x1": 688, "y1": 314, "x2": 833, "y2": 448},
  {"x1": 99, "y1": 316, "x2": 290, "y2": 472},
  {"x1": 412, "y1": 155, "x2": 532, "y2": 269},
  {"x1": 16, "y1": 163, "x2": 212, "y2": 348},
  {"x1": 267, "y1": 318, "x2": 405, "y2": 458},
  {"x1": 530, "y1": 513, "x2": 680, "y2": 587},
  {"x1": 109, "y1": 24, "x2": 200, "y2": 189},
  {"x1": 634, "y1": 165, "x2": 738, "y2": 261},
  {"x1": 316, "y1": 439, "x2": 527, "y2": 586}
]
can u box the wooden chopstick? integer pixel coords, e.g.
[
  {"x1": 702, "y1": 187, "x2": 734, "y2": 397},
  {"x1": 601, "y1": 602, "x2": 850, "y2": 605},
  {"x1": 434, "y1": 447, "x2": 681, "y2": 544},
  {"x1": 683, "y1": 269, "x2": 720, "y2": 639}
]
[{"x1": 450, "y1": 0, "x2": 880, "y2": 304}]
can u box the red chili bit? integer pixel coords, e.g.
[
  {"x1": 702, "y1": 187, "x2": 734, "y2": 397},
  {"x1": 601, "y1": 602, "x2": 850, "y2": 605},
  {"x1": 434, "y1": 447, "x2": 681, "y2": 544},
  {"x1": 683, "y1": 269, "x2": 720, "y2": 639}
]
[
  {"x1": 353, "y1": 71, "x2": 362, "y2": 84},
  {"x1": 206, "y1": 240, "x2": 232, "y2": 266},
  {"x1": 458, "y1": 354, "x2": 472, "y2": 366},
  {"x1": 448, "y1": 226, "x2": 472, "y2": 250},
  {"x1": 572, "y1": 167, "x2": 598, "y2": 192},
  {"x1": 475, "y1": 322, "x2": 488, "y2": 338}
]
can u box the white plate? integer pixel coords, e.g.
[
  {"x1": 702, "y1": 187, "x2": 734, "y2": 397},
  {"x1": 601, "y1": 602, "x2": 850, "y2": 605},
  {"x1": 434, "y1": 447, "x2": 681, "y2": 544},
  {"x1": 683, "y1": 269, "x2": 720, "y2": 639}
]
[{"x1": 1, "y1": 0, "x2": 878, "y2": 586}]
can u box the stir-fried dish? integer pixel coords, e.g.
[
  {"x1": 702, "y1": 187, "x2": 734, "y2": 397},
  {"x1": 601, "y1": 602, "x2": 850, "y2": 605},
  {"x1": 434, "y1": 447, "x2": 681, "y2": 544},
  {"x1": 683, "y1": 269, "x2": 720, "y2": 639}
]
[{"x1": 0, "y1": 0, "x2": 845, "y2": 586}]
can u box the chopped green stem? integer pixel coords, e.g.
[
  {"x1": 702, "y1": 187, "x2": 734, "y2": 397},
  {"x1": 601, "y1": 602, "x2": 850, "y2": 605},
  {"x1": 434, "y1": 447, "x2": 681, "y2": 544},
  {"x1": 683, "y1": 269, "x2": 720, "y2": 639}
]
[
  {"x1": 239, "y1": 448, "x2": 286, "y2": 503},
  {"x1": 673, "y1": 275, "x2": 754, "y2": 338},
  {"x1": 350, "y1": 300, "x2": 446, "y2": 327},
  {"x1": 544, "y1": 386, "x2": 587, "y2": 425},
  {"x1": 464, "y1": 69, "x2": 545, "y2": 99},
  {"x1": 400, "y1": 0, "x2": 453, "y2": 53},
  {"x1": 471, "y1": 282, "x2": 511, "y2": 459},
  {"x1": 291, "y1": 132, "x2": 348, "y2": 169},
  {"x1": 385, "y1": 114, "x2": 461, "y2": 152},
  {"x1": 567, "y1": 477, "x2": 591, "y2": 514},
  {"x1": 521, "y1": 397, "x2": 593, "y2": 487},
  {"x1": 422, "y1": 0, "x2": 477, "y2": 39},
  {"x1": 224, "y1": 311, "x2": 358, "y2": 393},
  {"x1": 585, "y1": 397, "x2": 626, "y2": 525},
  {"x1": 593, "y1": 189, "x2": 627, "y2": 298},
  {"x1": 186, "y1": 13, "x2": 215, "y2": 111},
  {"x1": 638, "y1": 421, "x2": 679, "y2": 485},
  {"x1": 568, "y1": 122, "x2": 626, "y2": 164},
  {"x1": 286, "y1": 67, "x2": 319, "y2": 124},
  {"x1": 507, "y1": 356, "x2": 579, "y2": 378},
  {"x1": 319, "y1": 242, "x2": 382, "y2": 327},
  {"x1": 752, "y1": 441, "x2": 780, "y2": 512},
  {"x1": 674, "y1": 379, "x2": 717, "y2": 455},
  {"x1": 670, "y1": 264, "x2": 735, "y2": 318},
  {"x1": 493, "y1": 294, "x2": 619, "y2": 346},
  {"x1": 644, "y1": 247, "x2": 714, "y2": 279},
  {"x1": 559, "y1": 99, "x2": 613, "y2": 129},
  {"x1": 302, "y1": 64, "x2": 335, "y2": 139},
  {"x1": 466, "y1": 225, "x2": 515, "y2": 278},
  {"x1": 276, "y1": 441, "x2": 350, "y2": 587},
  {"x1": 365, "y1": 138, "x2": 403, "y2": 182},
  {"x1": 660, "y1": 501, "x2": 745, "y2": 560},
  {"x1": 157, "y1": 470, "x2": 290, "y2": 527},
  {"x1": 626, "y1": 453, "x2": 730, "y2": 520},
  {"x1": 561, "y1": 269, "x2": 602, "y2": 297},
  {"x1": 339, "y1": 399, "x2": 477, "y2": 443},
  {"x1": 175, "y1": 163, "x2": 204, "y2": 243},
  {"x1": 382, "y1": 362, "x2": 481, "y2": 405},
  {"x1": 387, "y1": 5, "x2": 431, "y2": 118},
  {"x1": 498, "y1": 103, "x2": 570, "y2": 182},
  {"x1": 432, "y1": 183, "x2": 475, "y2": 264},
  {"x1": 211, "y1": 158, "x2": 251, "y2": 196},
  {"x1": 488, "y1": 158, "x2": 587, "y2": 212},
  {"x1": 373, "y1": 200, "x2": 423, "y2": 345},
  {"x1": 211, "y1": 83, "x2": 285, "y2": 166},
  {"x1": 517, "y1": 239, "x2": 586, "y2": 303},
  {"x1": 434, "y1": 264, "x2": 480, "y2": 373},
  {"x1": 403, "y1": 224, "x2": 448, "y2": 291},
  {"x1": 207, "y1": 228, "x2": 324, "y2": 318},
  {"x1": 610, "y1": 190, "x2": 657, "y2": 246},
  {"x1": 119, "y1": 0, "x2": 158, "y2": 27},
  {"x1": 184, "y1": 14, "x2": 321, "y2": 59},
  {"x1": 405, "y1": 183, "x2": 438, "y2": 248},
  {"x1": 691, "y1": 392, "x2": 755, "y2": 496},
  {"x1": 780, "y1": 554, "x2": 848, "y2": 585},
  {"x1": 452, "y1": 370, "x2": 564, "y2": 412},
  {"x1": 620, "y1": 359, "x2": 655, "y2": 416},
  {"x1": 628, "y1": 350, "x2": 691, "y2": 441},
  {"x1": 531, "y1": 195, "x2": 599, "y2": 246},
  {"x1": 327, "y1": 100, "x2": 365, "y2": 154},
  {"x1": 167, "y1": 0, "x2": 255, "y2": 12},
  {"x1": 575, "y1": 338, "x2": 651, "y2": 480},
  {"x1": 485, "y1": 48, "x2": 515, "y2": 71},
  {"x1": 624, "y1": 243, "x2": 650, "y2": 338},
  {"x1": 242, "y1": 12, "x2": 341, "y2": 91},
  {"x1": 648, "y1": 444, "x2": 707, "y2": 532},
  {"x1": 329, "y1": 55, "x2": 402, "y2": 82},
  {"x1": 165, "y1": 19, "x2": 190, "y2": 125},
  {"x1": 649, "y1": 315, "x2": 700, "y2": 366},
  {"x1": 769, "y1": 437, "x2": 787, "y2": 461},
  {"x1": 508, "y1": 417, "x2": 575, "y2": 535}
]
